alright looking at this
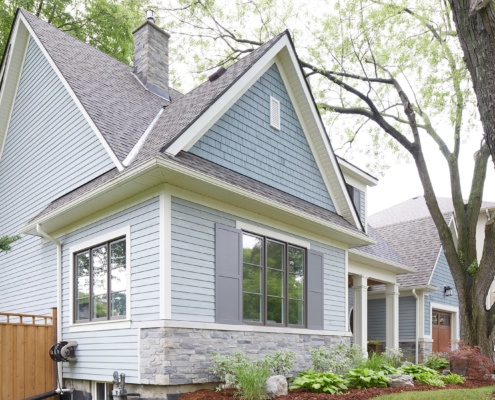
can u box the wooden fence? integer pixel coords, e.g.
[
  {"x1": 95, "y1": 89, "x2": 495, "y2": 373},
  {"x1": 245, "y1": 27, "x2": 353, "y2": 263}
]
[{"x1": 0, "y1": 309, "x2": 57, "y2": 400}]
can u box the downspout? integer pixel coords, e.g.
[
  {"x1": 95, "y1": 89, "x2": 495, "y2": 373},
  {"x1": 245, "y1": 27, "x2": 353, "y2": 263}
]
[
  {"x1": 412, "y1": 289, "x2": 419, "y2": 364},
  {"x1": 36, "y1": 224, "x2": 63, "y2": 382}
]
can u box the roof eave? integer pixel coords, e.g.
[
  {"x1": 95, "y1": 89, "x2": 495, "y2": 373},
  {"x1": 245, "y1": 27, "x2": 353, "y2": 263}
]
[
  {"x1": 22, "y1": 157, "x2": 373, "y2": 247},
  {"x1": 349, "y1": 248, "x2": 415, "y2": 275}
]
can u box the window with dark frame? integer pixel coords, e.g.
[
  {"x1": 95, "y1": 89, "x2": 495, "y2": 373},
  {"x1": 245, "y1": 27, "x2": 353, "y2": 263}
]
[
  {"x1": 242, "y1": 232, "x2": 305, "y2": 327},
  {"x1": 74, "y1": 237, "x2": 127, "y2": 323}
]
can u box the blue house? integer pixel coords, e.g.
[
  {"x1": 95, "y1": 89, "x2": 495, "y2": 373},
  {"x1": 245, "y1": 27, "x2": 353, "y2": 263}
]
[{"x1": 0, "y1": 9, "x2": 461, "y2": 400}]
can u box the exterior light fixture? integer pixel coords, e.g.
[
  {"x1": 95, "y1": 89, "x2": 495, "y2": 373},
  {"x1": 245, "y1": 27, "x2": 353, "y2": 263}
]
[{"x1": 444, "y1": 286, "x2": 453, "y2": 297}]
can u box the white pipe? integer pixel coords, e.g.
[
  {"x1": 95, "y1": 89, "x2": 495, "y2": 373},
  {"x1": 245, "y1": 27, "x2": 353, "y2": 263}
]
[
  {"x1": 36, "y1": 224, "x2": 63, "y2": 383},
  {"x1": 412, "y1": 289, "x2": 419, "y2": 364}
]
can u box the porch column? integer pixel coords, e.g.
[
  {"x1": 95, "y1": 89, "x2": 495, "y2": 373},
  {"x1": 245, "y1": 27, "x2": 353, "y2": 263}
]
[
  {"x1": 353, "y1": 275, "x2": 368, "y2": 353},
  {"x1": 386, "y1": 283, "x2": 399, "y2": 349}
]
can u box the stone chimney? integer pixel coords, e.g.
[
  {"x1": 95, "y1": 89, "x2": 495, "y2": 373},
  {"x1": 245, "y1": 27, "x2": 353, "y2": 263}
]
[{"x1": 133, "y1": 10, "x2": 170, "y2": 100}]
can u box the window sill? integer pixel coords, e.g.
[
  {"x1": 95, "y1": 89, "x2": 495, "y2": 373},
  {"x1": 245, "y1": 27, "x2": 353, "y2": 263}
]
[{"x1": 69, "y1": 319, "x2": 131, "y2": 333}]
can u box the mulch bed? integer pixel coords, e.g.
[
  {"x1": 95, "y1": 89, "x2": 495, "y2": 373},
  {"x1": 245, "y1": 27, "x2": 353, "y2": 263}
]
[{"x1": 179, "y1": 378, "x2": 495, "y2": 400}]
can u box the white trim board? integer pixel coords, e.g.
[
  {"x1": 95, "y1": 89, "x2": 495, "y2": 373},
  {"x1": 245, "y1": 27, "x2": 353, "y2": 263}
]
[
  {"x1": 68, "y1": 225, "x2": 132, "y2": 330},
  {"x1": 429, "y1": 302, "x2": 459, "y2": 350},
  {"x1": 138, "y1": 319, "x2": 352, "y2": 337}
]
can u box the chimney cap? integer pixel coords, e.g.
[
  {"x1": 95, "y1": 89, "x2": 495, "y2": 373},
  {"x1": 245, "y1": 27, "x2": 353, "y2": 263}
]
[{"x1": 146, "y1": 9, "x2": 156, "y2": 24}]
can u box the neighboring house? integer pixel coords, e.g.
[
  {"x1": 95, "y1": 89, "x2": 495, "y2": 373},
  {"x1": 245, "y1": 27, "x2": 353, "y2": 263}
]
[
  {"x1": 366, "y1": 196, "x2": 493, "y2": 362},
  {"x1": 0, "y1": 8, "x2": 421, "y2": 400}
]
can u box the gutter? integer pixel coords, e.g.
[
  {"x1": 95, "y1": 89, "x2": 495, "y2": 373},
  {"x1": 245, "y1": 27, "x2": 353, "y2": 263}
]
[
  {"x1": 412, "y1": 289, "x2": 419, "y2": 364},
  {"x1": 36, "y1": 224, "x2": 62, "y2": 382}
]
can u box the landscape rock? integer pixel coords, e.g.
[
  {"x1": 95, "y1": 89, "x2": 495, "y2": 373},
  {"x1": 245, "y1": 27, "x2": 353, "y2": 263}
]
[
  {"x1": 387, "y1": 374, "x2": 414, "y2": 387},
  {"x1": 441, "y1": 369, "x2": 451, "y2": 375},
  {"x1": 265, "y1": 375, "x2": 288, "y2": 398}
]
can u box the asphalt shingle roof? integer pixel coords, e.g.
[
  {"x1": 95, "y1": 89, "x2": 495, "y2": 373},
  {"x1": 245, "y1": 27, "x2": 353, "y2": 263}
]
[
  {"x1": 355, "y1": 225, "x2": 408, "y2": 266},
  {"x1": 20, "y1": 9, "x2": 168, "y2": 163},
  {"x1": 134, "y1": 31, "x2": 288, "y2": 164},
  {"x1": 19, "y1": 12, "x2": 369, "y2": 241}
]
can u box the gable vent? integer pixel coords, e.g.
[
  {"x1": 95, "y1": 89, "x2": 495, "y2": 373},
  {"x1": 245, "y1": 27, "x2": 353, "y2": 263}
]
[{"x1": 270, "y1": 96, "x2": 281, "y2": 130}]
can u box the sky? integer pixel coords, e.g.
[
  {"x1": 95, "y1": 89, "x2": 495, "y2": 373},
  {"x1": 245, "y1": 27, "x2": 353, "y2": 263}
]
[{"x1": 365, "y1": 138, "x2": 495, "y2": 215}]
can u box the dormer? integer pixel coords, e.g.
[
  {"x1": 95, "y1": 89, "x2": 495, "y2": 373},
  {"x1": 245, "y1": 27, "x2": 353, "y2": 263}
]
[{"x1": 337, "y1": 157, "x2": 378, "y2": 230}]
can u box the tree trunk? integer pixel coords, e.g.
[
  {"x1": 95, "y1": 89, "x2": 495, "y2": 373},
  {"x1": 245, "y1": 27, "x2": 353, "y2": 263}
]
[{"x1": 449, "y1": 0, "x2": 495, "y2": 168}]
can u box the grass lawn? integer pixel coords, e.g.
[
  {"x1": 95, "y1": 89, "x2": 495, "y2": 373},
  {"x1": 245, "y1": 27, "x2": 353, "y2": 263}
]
[{"x1": 373, "y1": 385, "x2": 495, "y2": 399}]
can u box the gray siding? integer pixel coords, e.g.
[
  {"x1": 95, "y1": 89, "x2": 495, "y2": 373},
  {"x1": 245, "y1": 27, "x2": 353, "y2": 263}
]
[
  {"x1": 62, "y1": 197, "x2": 160, "y2": 383},
  {"x1": 189, "y1": 64, "x2": 335, "y2": 212},
  {"x1": 171, "y1": 197, "x2": 346, "y2": 331},
  {"x1": 424, "y1": 250, "x2": 458, "y2": 336},
  {"x1": 368, "y1": 298, "x2": 386, "y2": 341},
  {"x1": 368, "y1": 296, "x2": 416, "y2": 341},
  {"x1": 0, "y1": 38, "x2": 115, "y2": 315},
  {"x1": 399, "y1": 296, "x2": 416, "y2": 340}
]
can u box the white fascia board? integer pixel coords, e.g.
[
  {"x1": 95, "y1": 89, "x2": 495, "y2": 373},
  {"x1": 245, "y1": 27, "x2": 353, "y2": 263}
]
[
  {"x1": 337, "y1": 157, "x2": 378, "y2": 187},
  {"x1": 276, "y1": 40, "x2": 362, "y2": 229},
  {"x1": 165, "y1": 37, "x2": 290, "y2": 155},
  {"x1": 427, "y1": 245, "x2": 444, "y2": 286},
  {"x1": 349, "y1": 249, "x2": 414, "y2": 274},
  {"x1": 17, "y1": 14, "x2": 124, "y2": 172},
  {"x1": 0, "y1": 16, "x2": 29, "y2": 160},
  {"x1": 123, "y1": 107, "x2": 164, "y2": 166}
]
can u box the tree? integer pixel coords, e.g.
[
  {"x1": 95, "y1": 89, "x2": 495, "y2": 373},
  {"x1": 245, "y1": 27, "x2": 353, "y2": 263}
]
[
  {"x1": 448, "y1": 0, "x2": 495, "y2": 169},
  {"x1": 0, "y1": 0, "x2": 150, "y2": 66},
  {"x1": 157, "y1": 0, "x2": 495, "y2": 357},
  {"x1": 0, "y1": 234, "x2": 20, "y2": 253}
]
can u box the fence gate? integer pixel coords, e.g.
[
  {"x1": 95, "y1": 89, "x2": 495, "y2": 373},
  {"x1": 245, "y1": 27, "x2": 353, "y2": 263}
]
[{"x1": 0, "y1": 310, "x2": 57, "y2": 400}]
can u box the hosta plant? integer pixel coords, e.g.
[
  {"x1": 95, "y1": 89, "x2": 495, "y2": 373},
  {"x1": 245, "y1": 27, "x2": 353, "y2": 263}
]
[
  {"x1": 345, "y1": 368, "x2": 389, "y2": 389},
  {"x1": 398, "y1": 364, "x2": 439, "y2": 379},
  {"x1": 440, "y1": 373, "x2": 465, "y2": 385},
  {"x1": 290, "y1": 370, "x2": 348, "y2": 394},
  {"x1": 414, "y1": 372, "x2": 445, "y2": 387}
]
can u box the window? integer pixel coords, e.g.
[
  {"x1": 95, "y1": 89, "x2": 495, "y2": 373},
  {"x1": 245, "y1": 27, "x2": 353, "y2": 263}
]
[
  {"x1": 92, "y1": 382, "x2": 110, "y2": 400},
  {"x1": 242, "y1": 233, "x2": 305, "y2": 327},
  {"x1": 75, "y1": 237, "x2": 127, "y2": 323}
]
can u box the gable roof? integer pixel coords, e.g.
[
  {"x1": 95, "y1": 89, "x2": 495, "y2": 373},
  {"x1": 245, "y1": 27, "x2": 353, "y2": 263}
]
[
  {"x1": 1, "y1": 9, "x2": 168, "y2": 167},
  {"x1": 3, "y1": 9, "x2": 365, "y2": 235},
  {"x1": 371, "y1": 213, "x2": 452, "y2": 287}
]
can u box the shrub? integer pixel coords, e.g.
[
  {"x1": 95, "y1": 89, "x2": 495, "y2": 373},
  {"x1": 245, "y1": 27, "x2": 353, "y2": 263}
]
[
  {"x1": 440, "y1": 373, "x2": 465, "y2": 385},
  {"x1": 448, "y1": 345, "x2": 494, "y2": 378},
  {"x1": 210, "y1": 351, "x2": 251, "y2": 389},
  {"x1": 290, "y1": 370, "x2": 348, "y2": 394},
  {"x1": 233, "y1": 362, "x2": 271, "y2": 400},
  {"x1": 345, "y1": 368, "x2": 389, "y2": 389},
  {"x1": 310, "y1": 342, "x2": 364, "y2": 374},
  {"x1": 263, "y1": 349, "x2": 297, "y2": 376},
  {"x1": 382, "y1": 347, "x2": 404, "y2": 368},
  {"x1": 424, "y1": 353, "x2": 450, "y2": 370}
]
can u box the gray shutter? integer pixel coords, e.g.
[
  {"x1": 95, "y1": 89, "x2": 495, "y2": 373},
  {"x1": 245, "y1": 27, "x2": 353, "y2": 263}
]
[
  {"x1": 215, "y1": 223, "x2": 243, "y2": 324},
  {"x1": 307, "y1": 249, "x2": 324, "y2": 330}
]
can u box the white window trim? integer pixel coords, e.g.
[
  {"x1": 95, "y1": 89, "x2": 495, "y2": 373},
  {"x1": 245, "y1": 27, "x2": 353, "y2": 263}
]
[
  {"x1": 236, "y1": 220, "x2": 310, "y2": 249},
  {"x1": 270, "y1": 96, "x2": 281, "y2": 130},
  {"x1": 428, "y1": 302, "x2": 459, "y2": 350},
  {"x1": 69, "y1": 226, "x2": 131, "y2": 332}
]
